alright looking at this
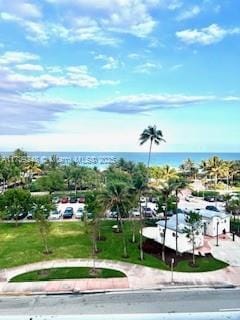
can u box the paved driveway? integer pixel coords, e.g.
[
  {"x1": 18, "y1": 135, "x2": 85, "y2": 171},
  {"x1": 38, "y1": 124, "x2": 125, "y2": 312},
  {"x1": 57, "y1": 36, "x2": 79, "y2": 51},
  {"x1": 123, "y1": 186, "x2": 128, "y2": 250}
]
[{"x1": 210, "y1": 235, "x2": 240, "y2": 266}]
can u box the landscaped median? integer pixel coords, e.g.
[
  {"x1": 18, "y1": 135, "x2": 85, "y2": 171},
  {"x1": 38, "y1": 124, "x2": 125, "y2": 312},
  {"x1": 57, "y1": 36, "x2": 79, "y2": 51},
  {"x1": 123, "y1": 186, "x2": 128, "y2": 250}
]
[
  {"x1": 0, "y1": 220, "x2": 228, "y2": 273},
  {"x1": 10, "y1": 267, "x2": 126, "y2": 282}
]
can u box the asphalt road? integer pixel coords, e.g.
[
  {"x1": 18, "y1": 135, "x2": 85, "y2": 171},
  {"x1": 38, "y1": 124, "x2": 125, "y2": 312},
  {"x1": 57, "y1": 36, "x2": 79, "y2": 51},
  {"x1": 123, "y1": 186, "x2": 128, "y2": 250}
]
[{"x1": 1, "y1": 288, "x2": 240, "y2": 315}]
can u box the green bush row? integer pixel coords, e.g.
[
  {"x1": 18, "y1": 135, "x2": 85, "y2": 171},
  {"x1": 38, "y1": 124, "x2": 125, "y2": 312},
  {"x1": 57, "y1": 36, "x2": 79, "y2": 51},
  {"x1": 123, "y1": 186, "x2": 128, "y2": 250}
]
[{"x1": 192, "y1": 191, "x2": 219, "y2": 197}]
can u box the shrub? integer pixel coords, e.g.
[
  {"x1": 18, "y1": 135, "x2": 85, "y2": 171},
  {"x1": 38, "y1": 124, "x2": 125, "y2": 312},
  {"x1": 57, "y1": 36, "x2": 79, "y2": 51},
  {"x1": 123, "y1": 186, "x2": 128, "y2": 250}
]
[{"x1": 192, "y1": 190, "x2": 219, "y2": 197}]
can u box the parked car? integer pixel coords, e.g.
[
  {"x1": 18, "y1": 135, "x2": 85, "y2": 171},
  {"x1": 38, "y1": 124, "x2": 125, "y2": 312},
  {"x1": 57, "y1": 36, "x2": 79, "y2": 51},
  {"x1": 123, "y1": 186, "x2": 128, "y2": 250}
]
[
  {"x1": 49, "y1": 209, "x2": 62, "y2": 220},
  {"x1": 108, "y1": 211, "x2": 118, "y2": 218},
  {"x1": 75, "y1": 207, "x2": 84, "y2": 219},
  {"x1": 185, "y1": 195, "x2": 194, "y2": 202},
  {"x1": 78, "y1": 196, "x2": 85, "y2": 203},
  {"x1": 216, "y1": 195, "x2": 225, "y2": 202},
  {"x1": 69, "y1": 196, "x2": 77, "y2": 203},
  {"x1": 61, "y1": 197, "x2": 69, "y2": 204},
  {"x1": 130, "y1": 208, "x2": 140, "y2": 217},
  {"x1": 3, "y1": 213, "x2": 14, "y2": 220},
  {"x1": 13, "y1": 212, "x2": 28, "y2": 220},
  {"x1": 63, "y1": 207, "x2": 74, "y2": 219},
  {"x1": 52, "y1": 196, "x2": 60, "y2": 204},
  {"x1": 205, "y1": 205, "x2": 220, "y2": 212},
  {"x1": 144, "y1": 211, "x2": 154, "y2": 218},
  {"x1": 204, "y1": 195, "x2": 215, "y2": 202},
  {"x1": 27, "y1": 211, "x2": 34, "y2": 220}
]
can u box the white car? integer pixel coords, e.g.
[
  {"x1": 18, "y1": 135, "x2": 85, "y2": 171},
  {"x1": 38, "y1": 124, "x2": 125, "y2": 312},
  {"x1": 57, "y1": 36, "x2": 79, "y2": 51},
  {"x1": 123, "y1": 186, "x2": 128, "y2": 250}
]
[
  {"x1": 140, "y1": 196, "x2": 146, "y2": 203},
  {"x1": 75, "y1": 207, "x2": 84, "y2": 219},
  {"x1": 131, "y1": 208, "x2": 141, "y2": 217},
  {"x1": 48, "y1": 210, "x2": 62, "y2": 220}
]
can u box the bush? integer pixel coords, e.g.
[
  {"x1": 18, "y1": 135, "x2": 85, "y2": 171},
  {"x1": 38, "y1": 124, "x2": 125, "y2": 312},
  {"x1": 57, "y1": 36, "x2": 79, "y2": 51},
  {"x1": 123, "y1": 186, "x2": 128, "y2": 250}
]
[{"x1": 192, "y1": 190, "x2": 219, "y2": 197}]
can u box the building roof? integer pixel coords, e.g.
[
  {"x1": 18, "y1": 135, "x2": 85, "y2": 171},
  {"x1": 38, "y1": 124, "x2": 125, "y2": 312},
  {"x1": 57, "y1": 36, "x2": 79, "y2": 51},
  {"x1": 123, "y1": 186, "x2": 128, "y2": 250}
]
[
  {"x1": 156, "y1": 213, "x2": 190, "y2": 233},
  {"x1": 199, "y1": 209, "x2": 228, "y2": 220}
]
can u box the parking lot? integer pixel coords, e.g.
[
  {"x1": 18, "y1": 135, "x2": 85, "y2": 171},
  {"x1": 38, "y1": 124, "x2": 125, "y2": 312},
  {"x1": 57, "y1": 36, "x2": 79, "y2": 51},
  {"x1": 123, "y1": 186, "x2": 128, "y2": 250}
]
[{"x1": 179, "y1": 195, "x2": 226, "y2": 213}]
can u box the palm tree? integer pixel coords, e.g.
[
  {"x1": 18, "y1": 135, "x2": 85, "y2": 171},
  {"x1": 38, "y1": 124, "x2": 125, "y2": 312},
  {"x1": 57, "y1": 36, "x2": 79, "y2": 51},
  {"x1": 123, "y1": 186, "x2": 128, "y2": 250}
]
[
  {"x1": 139, "y1": 125, "x2": 165, "y2": 226},
  {"x1": 99, "y1": 181, "x2": 130, "y2": 258},
  {"x1": 33, "y1": 196, "x2": 54, "y2": 254},
  {"x1": 183, "y1": 211, "x2": 202, "y2": 266},
  {"x1": 171, "y1": 178, "x2": 188, "y2": 255},
  {"x1": 200, "y1": 156, "x2": 224, "y2": 188},
  {"x1": 179, "y1": 158, "x2": 198, "y2": 180},
  {"x1": 157, "y1": 180, "x2": 177, "y2": 262},
  {"x1": 139, "y1": 125, "x2": 165, "y2": 170},
  {"x1": 71, "y1": 167, "x2": 83, "y2": 196},
  {"x1": 150, "y1": 165, "x2": 178, "y2": 185},
  {"x1": 23, "y1": 159, "x2": 42, "y2": 188},
  {"x1": 44, "y1": 155, "x2": 61, "y2": 171}
]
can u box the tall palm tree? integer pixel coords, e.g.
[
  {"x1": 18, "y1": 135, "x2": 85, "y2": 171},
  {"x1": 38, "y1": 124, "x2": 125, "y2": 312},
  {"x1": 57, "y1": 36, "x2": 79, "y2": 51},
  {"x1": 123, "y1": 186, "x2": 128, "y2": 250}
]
[
  {"x1": 139, "y1": 125, "x2": 165, "y2": 170},
  {"x1": 132, "y1": 170, "x2": 148, "y2": 260},
  {"x1": 157, "y1": 180, "x2": 176, "y2": 262},
  {"x1": 44, "y1": 155, "x2": 61, "y2": 171},
  {"x1": 71, "y1": 167, "x2": 83, "y2": 196},
  {"x1": 179, "y1": 158, "x2": 198, "y2": 180},
  {"x1": 139, "y1": 125, "x2": 165, "y2": 223},
  {"x1": 23, "y1": 159, "x2": 42, "y2": 188},
  {"x1": 171, "y1": 178, "x2": 188, "y2": 255},
  {"x1": 201, "y1": 156, "x2": 224, "y2": 187},
  {"x1": 99, "y1": 182, "x2": 130, "y2": 258}
]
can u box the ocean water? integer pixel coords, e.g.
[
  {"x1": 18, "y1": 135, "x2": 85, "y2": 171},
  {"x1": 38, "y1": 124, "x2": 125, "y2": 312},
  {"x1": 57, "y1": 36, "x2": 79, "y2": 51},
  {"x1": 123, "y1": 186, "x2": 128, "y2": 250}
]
[{"x1": 1, "y1": 152, "x2": 240, "y2": 169}]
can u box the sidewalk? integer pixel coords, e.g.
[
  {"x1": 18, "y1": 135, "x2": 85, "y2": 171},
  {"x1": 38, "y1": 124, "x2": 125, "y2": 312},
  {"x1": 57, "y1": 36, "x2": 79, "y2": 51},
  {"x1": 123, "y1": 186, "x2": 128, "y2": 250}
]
[{"x1": 1, "y1": 258, "x2": 240, "y2": 295}]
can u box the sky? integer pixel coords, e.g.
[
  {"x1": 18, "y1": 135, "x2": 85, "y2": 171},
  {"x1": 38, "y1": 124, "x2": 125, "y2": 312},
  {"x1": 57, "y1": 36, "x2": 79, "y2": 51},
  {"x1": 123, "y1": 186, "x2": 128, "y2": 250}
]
[{"x1": 0, "y1": 0, "x2": 239, "y2": 152}]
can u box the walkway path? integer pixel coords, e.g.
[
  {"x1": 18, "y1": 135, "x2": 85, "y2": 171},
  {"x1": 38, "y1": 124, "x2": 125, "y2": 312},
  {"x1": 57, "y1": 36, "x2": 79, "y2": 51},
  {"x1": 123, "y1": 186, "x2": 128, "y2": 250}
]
[
  {"x1": 1, "y1": 258, "x2": 240, "y2": 294},
  {"x1": 209, "y1": 234, "x2": 240, "y2": 267}
]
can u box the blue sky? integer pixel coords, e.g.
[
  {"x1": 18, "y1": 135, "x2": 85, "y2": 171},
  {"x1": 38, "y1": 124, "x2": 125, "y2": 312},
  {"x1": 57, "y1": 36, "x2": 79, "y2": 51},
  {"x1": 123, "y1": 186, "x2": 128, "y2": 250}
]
[{"x1": 0, "y1": 0, "x2": 239, "y2": 152}]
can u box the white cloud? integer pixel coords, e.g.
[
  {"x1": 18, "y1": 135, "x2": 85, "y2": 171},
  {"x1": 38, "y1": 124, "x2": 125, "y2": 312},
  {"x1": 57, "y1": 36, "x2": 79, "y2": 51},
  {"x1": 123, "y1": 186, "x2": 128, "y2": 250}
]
[
  {"x1": 46, "y1": 0, "x2": 158, "y2": 38},
  {"x1": 0, "y1": 1, "x2": 42, "y2": 19},
  {"x1": 128, "y1": 53, "x2": 141, "y2": 59},
  {"x1": 222, "y1": 96, "x2": 240, "y2": 102},
  {"x1": 176, "y1": 24, "x2": 240, "y2": 45},
  {"x1": 94, "y1": 54, "x2": 120, "y2": 70},
  {"x1": 177, "y1": 5, "x2": 201, "y2": 21},
  {"x1": 15, "y1": 64, "x2": 44, "y2": 72},
  {"x1": 49, "y1": 20, "x2": 119, "y2": 46},
  {"x1": 0, "y1": 12, "x2": 49, "y2": 43},
  {"x1": 134, "y1": 62, "x2": 161, "y2": 74},
  {"x1": 166, "y1": 0, "x2": 183, "y2": 10},
  {"x1": 96, "y1": 94, "x2": 215, "y2": 114},
  {"x1": 170, "y1": 64, "x2": 183, "y2": 71},
  {"x1": 0, "y1": 51, "x2": 39, "y2": 65},
  {"x1": 0, "y1": 93, "x2": 77, "y2": 134}
]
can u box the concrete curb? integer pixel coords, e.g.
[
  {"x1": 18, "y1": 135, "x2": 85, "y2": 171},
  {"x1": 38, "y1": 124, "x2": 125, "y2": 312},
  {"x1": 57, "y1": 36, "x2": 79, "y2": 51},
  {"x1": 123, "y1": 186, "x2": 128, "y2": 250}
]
[{"x1": 0, "y1": 283, "x2": 238, "y2": 296}]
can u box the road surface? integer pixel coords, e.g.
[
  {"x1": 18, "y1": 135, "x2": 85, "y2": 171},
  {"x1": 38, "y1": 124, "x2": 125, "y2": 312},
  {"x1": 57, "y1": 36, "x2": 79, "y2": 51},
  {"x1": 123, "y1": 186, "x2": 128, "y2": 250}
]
[{"x1": 0, "y1": 288, "x2": 240, "y2": 315}]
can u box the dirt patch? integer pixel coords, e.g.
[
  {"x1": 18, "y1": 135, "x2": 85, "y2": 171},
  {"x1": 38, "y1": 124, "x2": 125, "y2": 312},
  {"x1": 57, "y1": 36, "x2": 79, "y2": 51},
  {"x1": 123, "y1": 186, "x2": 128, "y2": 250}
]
[{"x1": 142, "y1": 239, "x2": 212, "y2": 267}]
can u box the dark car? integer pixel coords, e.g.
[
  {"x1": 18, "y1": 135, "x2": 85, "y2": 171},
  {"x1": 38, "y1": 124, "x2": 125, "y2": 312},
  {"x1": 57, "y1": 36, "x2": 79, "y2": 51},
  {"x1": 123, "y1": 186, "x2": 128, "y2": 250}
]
[
  {"x1": 70, "y1": 196, "x2": 77, "y2": 203},
  {"x1": 216, "y1": 195, "x2": 225, "y2": 202},
  {"x1": 205, "y1": 205, "x2": 219, "y2": 212},
  {"x1": 204, "y1": 195, "x2": 215, "y2": 202},
  {"x1": 13, "y1": 212, "x2": 28, "y2": 220},
  {"x1": 61, "y1": 197, "x2": 69, "y2": 204},
  {"x1": 3, "y1": 213, "x2": 14, "y2": 220},
  {"x1": 63, "y1": 207, "x2": 74, "y2": 219}
]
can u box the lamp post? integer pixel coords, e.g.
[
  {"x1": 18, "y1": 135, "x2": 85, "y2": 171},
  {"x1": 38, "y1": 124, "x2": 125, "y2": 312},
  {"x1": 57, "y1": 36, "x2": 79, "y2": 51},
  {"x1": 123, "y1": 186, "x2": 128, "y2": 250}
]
[
  {"x1": 171, "y1": 258, "x2": 174, "y2": 284},
  {"x1": 216, "y1": 220, "x2": 219, "y2": 246},
  {"x1": 172, "y1": 201, "x2": 178, "y2": 254}
]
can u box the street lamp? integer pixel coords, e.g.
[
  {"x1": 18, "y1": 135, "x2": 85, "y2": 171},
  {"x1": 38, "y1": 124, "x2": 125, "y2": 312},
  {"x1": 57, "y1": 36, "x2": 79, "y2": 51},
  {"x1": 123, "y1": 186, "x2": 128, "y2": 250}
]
[
  {"x1": 216, "y1": 220, "x2": 219, "y2": 246},
  {"x1": 171, "y1": 258, "x2": 175, "y2": 284}
]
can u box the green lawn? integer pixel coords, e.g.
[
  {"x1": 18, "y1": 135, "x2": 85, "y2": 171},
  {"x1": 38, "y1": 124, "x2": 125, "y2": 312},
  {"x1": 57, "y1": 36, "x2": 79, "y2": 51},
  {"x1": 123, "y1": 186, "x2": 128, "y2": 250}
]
[
  {"x1": 175, "y1": 256, "x2": 228, "y2": 272},
  {"x1": 0, "y1": 221, "x2": 227, "y2": 273},
  {"x1": 10, "y1": 267, "x2": 126, "y2": 282}
]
